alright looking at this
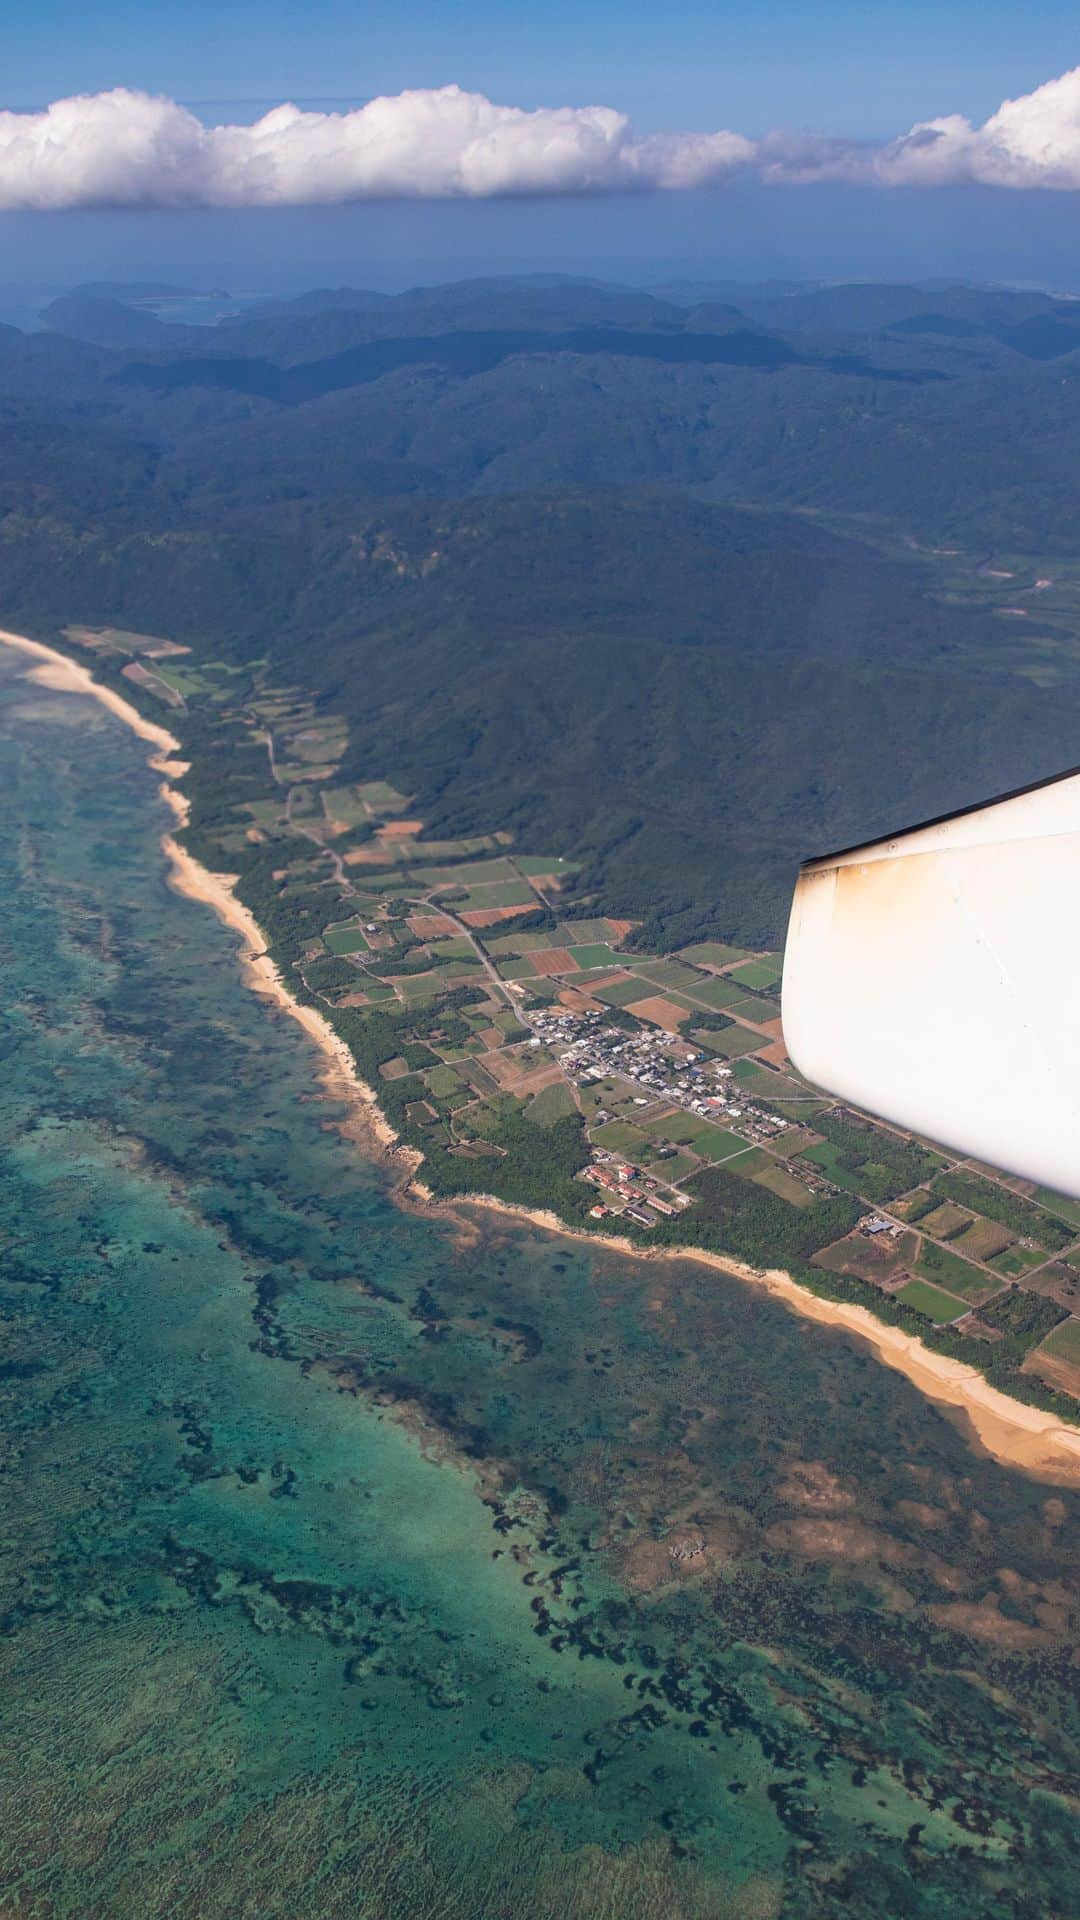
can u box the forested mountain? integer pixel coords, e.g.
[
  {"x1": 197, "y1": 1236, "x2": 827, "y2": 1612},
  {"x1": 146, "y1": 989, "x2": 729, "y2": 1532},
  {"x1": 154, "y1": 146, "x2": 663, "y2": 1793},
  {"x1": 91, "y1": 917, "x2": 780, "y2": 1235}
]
[{"x1": 6, "y1": 272, "x2": 1080, "y2": 942}]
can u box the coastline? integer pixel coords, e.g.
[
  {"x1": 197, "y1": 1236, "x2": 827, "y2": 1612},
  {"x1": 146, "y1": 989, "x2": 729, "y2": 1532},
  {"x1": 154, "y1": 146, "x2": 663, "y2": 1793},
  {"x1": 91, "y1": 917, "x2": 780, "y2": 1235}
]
[
  {"x1": 4, "y1": 624, "x2": 1080, "y2": 1489},
  {"x1": 163, "y1": 835, "x2": 407, "y2": 1166},
  {"x1": 438, "y1": 1194, "x2": 1080, "y2": 1486}
]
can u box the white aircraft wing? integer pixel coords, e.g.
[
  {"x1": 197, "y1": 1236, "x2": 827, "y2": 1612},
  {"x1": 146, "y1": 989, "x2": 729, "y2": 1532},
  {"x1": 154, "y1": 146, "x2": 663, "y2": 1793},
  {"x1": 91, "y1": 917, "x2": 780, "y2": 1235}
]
[{"x1": 781, "y1": 766, "x2": 1080, "y2": 1199}]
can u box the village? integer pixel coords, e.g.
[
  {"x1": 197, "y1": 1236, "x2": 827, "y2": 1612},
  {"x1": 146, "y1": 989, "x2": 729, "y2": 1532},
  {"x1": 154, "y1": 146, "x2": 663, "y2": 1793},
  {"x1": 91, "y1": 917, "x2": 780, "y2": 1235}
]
[{"x1": 526, "y1": 1003, "x2": 798, "y2": 1226}]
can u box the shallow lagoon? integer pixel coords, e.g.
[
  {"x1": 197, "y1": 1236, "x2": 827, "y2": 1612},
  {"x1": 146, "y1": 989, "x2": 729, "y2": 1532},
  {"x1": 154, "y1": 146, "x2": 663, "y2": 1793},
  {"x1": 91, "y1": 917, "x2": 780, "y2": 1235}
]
[{"x1": 0, "y1": 649, "x2": 1076, "y2": 1918}]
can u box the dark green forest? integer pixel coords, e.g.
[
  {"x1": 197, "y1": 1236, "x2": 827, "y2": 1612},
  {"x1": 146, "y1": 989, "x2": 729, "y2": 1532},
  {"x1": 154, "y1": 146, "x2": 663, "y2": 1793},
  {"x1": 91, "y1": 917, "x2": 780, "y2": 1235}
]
[{"x1": 4, "y1": 272, "x2": 1080, "y2": 944}]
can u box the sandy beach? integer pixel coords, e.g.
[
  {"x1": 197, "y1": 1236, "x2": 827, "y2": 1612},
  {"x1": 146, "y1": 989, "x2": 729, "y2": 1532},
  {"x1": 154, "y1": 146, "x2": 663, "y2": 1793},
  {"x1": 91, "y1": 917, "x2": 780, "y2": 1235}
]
[
  {"x1": 163, "y1": 834, "x2": 404, "y2": 1161},
  {"x1": 4, "y1": 623, "x2": 1079, "y2": 1489}
]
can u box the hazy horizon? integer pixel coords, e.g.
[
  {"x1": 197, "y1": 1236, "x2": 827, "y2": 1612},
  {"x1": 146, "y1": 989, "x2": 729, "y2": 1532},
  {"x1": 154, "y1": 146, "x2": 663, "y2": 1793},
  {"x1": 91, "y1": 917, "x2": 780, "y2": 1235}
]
[{"x1": 6, "y1": 180, "x2": 1080, "y2": 332}]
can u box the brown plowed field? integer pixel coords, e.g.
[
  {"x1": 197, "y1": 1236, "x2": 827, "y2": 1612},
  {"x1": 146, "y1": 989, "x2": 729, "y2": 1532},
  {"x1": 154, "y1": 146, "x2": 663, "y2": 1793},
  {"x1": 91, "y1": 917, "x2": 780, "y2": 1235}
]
[
  {"x1": 343, "y1": 847, "x2": 393, "y2": 866},
  {"x1": 461, "y1": 905, "x2": 542, "y2": 928},
  {"x1": 530, "y1": 947, "x2": 579, "y2": 976},
  {"x1": 626, "y1": 995, "x2": 689, "y2": 1029},
  {"x1": 408, "y1": 914, "x2": 457, "y2": 938},
  {"x1": 758, "y1": 1037, "x2": 789, "y2": 1067}
]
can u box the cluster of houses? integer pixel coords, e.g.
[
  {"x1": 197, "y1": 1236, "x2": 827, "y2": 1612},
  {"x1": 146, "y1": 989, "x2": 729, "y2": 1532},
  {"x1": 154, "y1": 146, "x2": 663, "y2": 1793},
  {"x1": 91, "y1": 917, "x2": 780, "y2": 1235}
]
[
  {"x1": 582, "y1": 1153, "x2": 692, "y2": 1229},
  {"x1": 528, "y1": 1005, "x2": 787, "y2": 1142}
]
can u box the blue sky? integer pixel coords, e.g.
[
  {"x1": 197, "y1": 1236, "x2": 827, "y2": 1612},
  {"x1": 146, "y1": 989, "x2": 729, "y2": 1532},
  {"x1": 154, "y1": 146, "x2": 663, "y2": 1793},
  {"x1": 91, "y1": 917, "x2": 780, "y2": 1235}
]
[
  {"x1": 3, "y1": 4, "x2": 1080, "y2": 300},
  {"x1": 6, "y1": 0, "x2": 1079, "y2": 136}
]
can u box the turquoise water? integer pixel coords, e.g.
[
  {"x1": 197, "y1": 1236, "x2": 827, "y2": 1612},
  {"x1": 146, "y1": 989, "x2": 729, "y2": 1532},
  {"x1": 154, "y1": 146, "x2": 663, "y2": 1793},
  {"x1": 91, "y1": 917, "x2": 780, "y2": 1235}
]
[{"x1": 0, "y1": 649, "x2": 1076, "y2": 1918}]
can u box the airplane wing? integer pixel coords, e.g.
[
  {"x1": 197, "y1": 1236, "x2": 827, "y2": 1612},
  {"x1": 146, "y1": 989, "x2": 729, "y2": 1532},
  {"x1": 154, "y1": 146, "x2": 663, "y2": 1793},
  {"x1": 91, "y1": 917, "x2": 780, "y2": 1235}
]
[{"x1": 781, "y1": 765, "x2": 1080, "y2": 1199}]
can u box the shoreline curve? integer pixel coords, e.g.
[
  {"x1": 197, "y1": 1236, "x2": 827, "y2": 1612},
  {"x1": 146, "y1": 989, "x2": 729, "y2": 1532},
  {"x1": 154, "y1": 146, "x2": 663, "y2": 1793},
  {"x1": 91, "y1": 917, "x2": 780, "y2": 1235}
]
[{"x1": 4, "y1": 624, "x2": 1079, "y2": 1489}]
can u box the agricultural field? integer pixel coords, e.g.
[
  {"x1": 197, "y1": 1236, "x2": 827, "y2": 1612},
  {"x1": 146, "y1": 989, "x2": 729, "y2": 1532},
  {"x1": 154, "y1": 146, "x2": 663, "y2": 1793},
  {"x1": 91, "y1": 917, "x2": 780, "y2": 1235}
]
[
  {"x1": 724, "y1": 995, "x2": 780, "y2": 1026},
  {"x1": 323, "y1": 922, "x2": 370, "y2": 955},
  {"x1": 673, "y1": 974, "x2": 747, "y2": 1011},
  {"x1": 1024, "y1": 1318, "x2": 1080, "y2": 1399},
  {"x1": 896, "y1": 1280, "x2": 966, "y2": 1323},
  {"x1": 750, "y1": 1162, "x2": 817, "y2": 1208},
  {"x1": 1032, "y1": 1187, "x2": 1080, "y2": 1230},
  {"x1": 914, "y1": 1241, "x2": 996, "y2": 1302},
  {"x1": 514, "y1": 855, "x2": 579, "y2": 878},
  {"x1": 814, "y1": 1225, "x2": 918, "y2": 1286},
  {"x1": 917, "y1": 1201, "x2": 974, "y2": 1241},
  {"x1": 705, "y1": 1025, "x2": 764, "y2": 1060},
  {"x1": 947, "y1": 1216, "x2": 1015, "y2": 1262},
  {"x1": 567, "y1": 943, "x2": 623, "y2": 971},
  {"x1": 1022, "y1": 1260, "x2": 1080, "y2": 1312},
  {"x1": 677, "y1": 941, "x2": 752, "y2": 970},
  {"x1": 989, "y1": 1243, "x2": 1053, "y2": 1278},
  {"x1": 728, "y1": 959, "x2": 783, "y2": 991},
  {"x1": 525, "y1": 1082, "x2": 579, "y2": 1126}
]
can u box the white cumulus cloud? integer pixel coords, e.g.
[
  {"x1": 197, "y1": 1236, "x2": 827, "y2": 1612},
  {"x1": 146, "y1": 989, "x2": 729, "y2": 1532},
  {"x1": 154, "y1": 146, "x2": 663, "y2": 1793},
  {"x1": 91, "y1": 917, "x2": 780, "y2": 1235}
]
[
  {"x1": 0, "y1": 85, "x2": 753, "y2": 209},
  {"x1": 3, "y1": 71, "x2": 1080, "y2": 210}
]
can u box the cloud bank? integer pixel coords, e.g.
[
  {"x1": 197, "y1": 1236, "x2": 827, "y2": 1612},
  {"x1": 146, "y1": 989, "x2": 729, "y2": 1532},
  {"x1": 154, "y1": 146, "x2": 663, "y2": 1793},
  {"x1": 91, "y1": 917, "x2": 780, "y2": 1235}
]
[{"x1": 3, "y1": 70, "x2": 1080, "y2": 210}]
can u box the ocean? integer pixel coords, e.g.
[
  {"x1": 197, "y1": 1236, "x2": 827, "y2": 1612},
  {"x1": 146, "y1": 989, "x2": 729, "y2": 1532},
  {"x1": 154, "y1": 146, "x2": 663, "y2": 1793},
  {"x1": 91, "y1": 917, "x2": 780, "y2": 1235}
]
[{"x1": 0, "y1": 646, "x2": 1075, "y2": 1918}]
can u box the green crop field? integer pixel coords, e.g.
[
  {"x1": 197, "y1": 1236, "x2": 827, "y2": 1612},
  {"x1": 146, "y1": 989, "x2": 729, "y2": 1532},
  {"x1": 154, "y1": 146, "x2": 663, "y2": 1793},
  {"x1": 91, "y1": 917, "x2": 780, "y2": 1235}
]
[
  {"x1": 989, "y1": 1244, "x2": 1047, "y2": 1277},
  {"x1": 948, "y1": 1217, "x2": 1014, "y2": 1262},
  {"x1": 410, "y1": 858, "x2": 519, "y2": 887},
  {"x1": 677, "y1": 941, "x2": 751, "y2": 969},
  {"x1": 709, "y1": 1025, "x2": 765, "y2": 1059},
  {"x1": 425, "y1": 1064, "x2": 465, "y2": 1098},
  {"x1": 896, "y1": 1279, "x2": 966, "y2": 1323},
  {"x1": 724, "y1": 1146, "x2": 771, "y2": 1178},
  {"x1": 514, "y1": 855, "x2": 579, "y2": 876},
  {"x1": 549, "y1": 918, "x2": 617, "y2": 945},
  {"x1": 798, "y1": 1142, "x2": 865, "y2": 1193},
  {"x1": 724, "y1": 995, "x2": 778, "y2": 1025},
  {"x1": 485, "y1": 931, "x2": 555, "y2": 954},
  {"x1": 525, "y1": 1082, "x2": 578, "y2": 1126},
  {"x1": 593, "y1": 976, "x2": 652, "y2": 1007},
  {"x1": 675, "y1": 974, "x2": 747, "y2": 1010},
  {"x1": 644, "y1": 1147, "x2": 699, "y2": 1182},
  {"x1": 628, "y1": 959, "x2": 704, "y2": 991},
  {"x1": 918, "y1": 1201, "x2": 973, "y2": 1241},
  {"x1": 404, "y1": 836, "x2": 500, "y2": 859},
  {"x1": 459, "y1": 881, "x2": 537, "y2": 909},
  {"x1": 1038, "y1": 1318, "x2": 1080, "y2": 1364},
  {"x1": 751, "y1": 1163, "x2": 816, "y2": 1208},
  {"x1": 354, "y1": 780, "x2": 411, "y2": 812},
  {"x1": 243, "y1": 797, "x2": 287, "y2": 828},
  {"x1": 425, "y1": 937, "x2": 476, "y2": 959},
  {"x1": 321, "y1": 787, "x2": 372, "y2": 826},
  {"x1": 649, "y1": 1114, "x2": 750, "y2": 1162},
  {"x1": 567, "y1": 944, "x2": 622, "y2": 970},
  {"x1": 323, "y1": 927, "x2": 370, "y2": 955},
  {"x1": 392, "y1": 973, "x2": 442, "y2": 1001},
  {"x1": 1033, "y1": 1188, "x2": 1080, "y2": 1230},
  {"x1": 915, "y1": 1241, "x2": 992, "y2": 1300},
  {"x1": 495, "y1": 955, "x2": 537, "y2": 979},
  {"x1": 772, "y1": 1097, "x2": 834, "y2": 1122},
  {"x1": 729, "y1": 959, "x2": 783, "y2": 990},
  {"x1": 592, "y1": 1121, "x2": 652, "y2": 1156},
  {"x1": 730, "y1": 1062, "x2": 802, "y2": 1100}
]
